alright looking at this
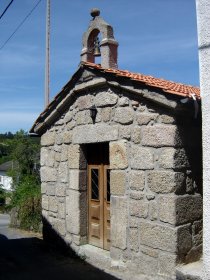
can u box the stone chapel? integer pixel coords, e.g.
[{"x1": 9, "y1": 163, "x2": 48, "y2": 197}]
[{"x1": 30, "y1": 9, "x2": 202, "y2": 280}]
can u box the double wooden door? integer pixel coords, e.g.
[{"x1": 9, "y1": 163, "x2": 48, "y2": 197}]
[{"x1": 87, "y1": 143, "x2": 110, "y2": 250}]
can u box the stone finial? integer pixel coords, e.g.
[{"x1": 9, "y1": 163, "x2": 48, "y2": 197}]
[
  {"x1": 90, "y1": 8, "x2": 100, "y2": 18},
  {"x1": 81, "y1": 9, "x2": 119, "y2": 69}
]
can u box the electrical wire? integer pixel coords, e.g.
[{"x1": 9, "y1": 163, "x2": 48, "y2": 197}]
[
  {"x1": 0, "y1": 0, "x2": 14, "y2": 20},
  {"x1": 0, "y1": 0, "x2": 42, "y2": 50}
]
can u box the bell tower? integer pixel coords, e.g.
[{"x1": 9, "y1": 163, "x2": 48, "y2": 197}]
[{"x1": 81, "y1": 8, "x2": 119, "y2": 69}]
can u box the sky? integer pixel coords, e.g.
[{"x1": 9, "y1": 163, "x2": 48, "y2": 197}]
[{"x1": 0, "y1": 0, "x2": 199, "y2": 133}]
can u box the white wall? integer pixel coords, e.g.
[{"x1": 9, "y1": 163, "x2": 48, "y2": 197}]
[
  {"x1": 0, "y1": 171, "x2": 12, "y2": 191},
  {"x1": 196, "y1": 0, "x2": 210, "y2": 279}
]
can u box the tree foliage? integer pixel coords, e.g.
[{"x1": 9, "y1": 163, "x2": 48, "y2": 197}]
[{"x1": 0, "y1": 130, "x2": 41, "y2": 231}]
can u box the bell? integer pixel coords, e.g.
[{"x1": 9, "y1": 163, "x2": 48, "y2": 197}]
[{"x1": 93, "y1": 37, "x2": 101, "y2": 57}]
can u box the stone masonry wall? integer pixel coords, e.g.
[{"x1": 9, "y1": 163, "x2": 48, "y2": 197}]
[{"x1": 40, "y1": 82, "x2": 202, "y2": 280}]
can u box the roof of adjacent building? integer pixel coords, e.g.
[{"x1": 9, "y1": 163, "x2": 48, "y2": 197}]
[
  {"x1": 30, "y1": 62, "x2": 200, "y2": 134},
  {"x1": 84, "y1": 62, "x2": 200, "y2": 99},
  {"x1": 0, "y1": 161, "x2": 13, "y2": 172}
]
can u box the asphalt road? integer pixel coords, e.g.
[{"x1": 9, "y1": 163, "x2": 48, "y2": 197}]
[{"x1": 0, "y1": 214, "x2": 119, "y2": 280}]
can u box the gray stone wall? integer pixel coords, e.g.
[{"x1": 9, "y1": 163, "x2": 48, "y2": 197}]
[{"x1": 40, "y1": 82, "x2": 202, "y2": 279}]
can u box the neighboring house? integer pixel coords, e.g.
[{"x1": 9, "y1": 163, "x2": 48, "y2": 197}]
[
  {"x1": 30, "y1": 10, "x2": 202, "y2": 280},
  {"x1": 0, "y1": 161, "x2": 13, "y2": 191}
]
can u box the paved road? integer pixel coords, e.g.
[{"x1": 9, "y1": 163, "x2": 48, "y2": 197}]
[{"x1": 0, "y1": 214, "x2": 119, "y2": 280}]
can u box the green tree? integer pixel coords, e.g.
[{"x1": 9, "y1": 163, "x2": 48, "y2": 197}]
[{"x1": 8, "y1": 130, "x2": 41, "y2": 231}]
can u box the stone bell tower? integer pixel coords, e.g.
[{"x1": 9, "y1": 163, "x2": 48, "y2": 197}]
[{"x1": 81, "y1": 8, "x2": 119, "y2": 69}]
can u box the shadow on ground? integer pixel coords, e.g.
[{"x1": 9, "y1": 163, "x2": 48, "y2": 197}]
[{"x1": 0, "y1": 232, "x2": 119, "y2": 280}]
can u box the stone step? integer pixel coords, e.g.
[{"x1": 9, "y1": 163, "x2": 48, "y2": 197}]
[{"x1": 176, "y1": 260, "x2": 203, "y2": 280}]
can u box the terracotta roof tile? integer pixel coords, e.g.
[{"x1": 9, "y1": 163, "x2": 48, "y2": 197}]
[{"x1": 83, "y1": 62, "x2": 200, "y2": 99}]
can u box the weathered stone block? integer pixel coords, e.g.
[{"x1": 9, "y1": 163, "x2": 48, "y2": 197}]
[
  {"x1": 147, "y1": 171, "x2": 185, "y2": 193},
  {"x1": 57, "y1": 219, "x2": 66, "y2": 236},
  {"x1": 66, "y1": 190, "x2": 87, "y2": 236},
  {"x1": 42, "y1": 195, "x2": 48, "y2": 210},
  {"x1": 101, "y1": 107, "x2": 112, "y2": 122},
  {"x1": 55, "y1": 133, "x2": 63, "y2": 145},
  {"x1": 66, "y1": 120, "x2": 76, "y2": 131},
  {"x1": 158, "y1": 252, "x2": 177, "y2": 278},
  {"x1": 131, "y1": 126, "x2": 141, "y2": 144},
  {"x1": 41, "y1": 131, "x2": 55, "y2": 146},
  {"x1": 94, "y1": 91, "x2": 118, "y2": 107},
  {"x1": 111, "y1": 196, "x2": 128, "y2": 250},
  {"x1": 129, "y1": 228, "x2": 139, "y2": 252},
  {"x1": 114, "y1": 107, "x2": 134, "y2": 124},
  {"x1": 110, "y1": 170, "x2": 126, "y2": 195},
  {"x1": 177, "y1": 224, "x2": 192, "y2": 254},
  {"x1": 73, "y1": 124, "x2": 118, "y2": 144},
  {"x1": 139, "y1": 221, "x2": 177, "y2": 253},
  {"x1": 41, "y1": 167, "x2": 57, "y2": 182},
  {"x1": 159, "y1": 114, "x2": 176, "y2": 124},
  {"x1": 158, "y1": 148, "x2": 190, "y2": 169},
  {"x1": 142, "y1": 125, "x2": 183, "y2": 147},
  {"x1": 56, "y1": 185, "x2": 66, "y2": 197},
  {"x1": 119, "y1": 126, "x2": 131, "y2": 140},
  {"x1": 58, "y1": 202, "x2": 65, "y2": 219},
  {"x1": 48, "y1": 196, "x2": 58, "y2": 213},
  {"x1": 176, "y1": 194, "x2": 202, "y2": 225},
  {"x1": 76, "y1": 110, "x2": 92, "y2": 125},
  {"x1": 69, "y1": 170, "x2": 87, "y2": 191},
  {"x1": 129, "y1": 170, "x2": 145, "y2": 191},
  {"x1": 63, "y1": 111, "x2": 73, "y2": 123},
  {"x1": 46, "y1": 184, "x2": 56, "y2": 196},
  {"x1": 141, "y1": 246, "x2": 158, "y2": 258},
  {"x1": 76, "y1": 95, "x2": 93, "y2": 110},
  {"x1": 149, "y1": 201, "x2": 158, "y2": 221},
  {"x1": 159, "y1": 194, "x2": 202, "y2": 225},
  {"x1": 130, "y1": 191, "x2": 144, "y2": 200},
  {"x1": 58, "y1": 162, "x2": 68, "y2": 183},
  {"x1": 63, "y1": 130, "x2": 73, "y2": 144},
  {"x1": 129, "y1": 217, "x2": 138, "y2": 228},
  {"x1": 60, "y1": 144, "x2": 68, "y2": 162},
  {"x1": 130, "y1": 200, "x2": 148, "y2": 218},
  {"x1": 41, "y1": 183, "x2": 47, "y2": 194},
  {"x1": 110, "y1": 140, "x2": 128, "y2": 169},
  {"x1": 68, "y1": 144, "x2": 86, "y2": 169},
  {"x1": 131, "y1": 145, "x2": 154, "y2": 170},
  {"x1": 118, "y1": 97, "x2": 129, "y2": 107},
  {"x1": 40, "y1": 147, "x2": 54, "y2": 167},
  {"x1": 136, "y1": 113, "x2": 158, "y2": 125}
]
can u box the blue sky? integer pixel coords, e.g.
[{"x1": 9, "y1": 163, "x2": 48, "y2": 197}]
[{"x1": 0, "y1": 0, "x2": 199, "y2": 133}]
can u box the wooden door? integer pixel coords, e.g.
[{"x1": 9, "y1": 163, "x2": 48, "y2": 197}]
[{"x1": 88, "y1": 164, "x2": 110, "y2": 250}]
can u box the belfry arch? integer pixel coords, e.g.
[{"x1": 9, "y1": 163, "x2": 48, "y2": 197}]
[{"x1": 81, "y1": 8, "x2": 119, "y2": 69}]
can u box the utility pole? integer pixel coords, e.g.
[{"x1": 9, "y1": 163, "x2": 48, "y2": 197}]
[{"x1": 45, "y1": 0, "x2": 50, "y2": 108}]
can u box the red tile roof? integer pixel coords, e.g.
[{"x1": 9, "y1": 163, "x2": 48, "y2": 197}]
[{"x1": 83, "y1": 62, "x2": 200, "y2": 99}]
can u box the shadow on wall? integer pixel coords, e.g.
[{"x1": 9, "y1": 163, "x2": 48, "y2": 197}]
[{"x1": 0, "y1": 221, "x2": 119, "y2": 280}]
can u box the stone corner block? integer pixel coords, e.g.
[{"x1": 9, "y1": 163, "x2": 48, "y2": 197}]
[{"x1": 41, "y1": 131, "x2": 55, "y2": 146}]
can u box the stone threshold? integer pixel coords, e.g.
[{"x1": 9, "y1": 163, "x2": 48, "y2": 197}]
[
  {"x1": 78, "y1": 244, "x2": 153, "y2": 280},
  {"x1": 176, "y1": 259, "x2": 203, "y2": 280}
]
